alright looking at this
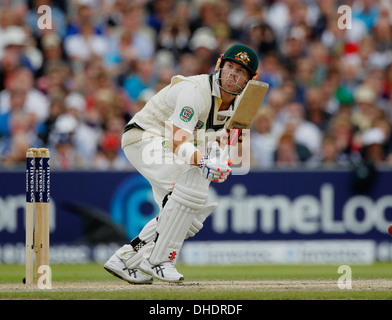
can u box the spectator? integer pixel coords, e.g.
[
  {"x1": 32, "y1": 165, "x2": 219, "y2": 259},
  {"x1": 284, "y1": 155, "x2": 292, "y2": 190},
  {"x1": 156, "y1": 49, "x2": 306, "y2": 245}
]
[
  {"x1": 320, "y1": 76, "x2": 342, "y2": 115},
  {"x1": 280, "y1": 26, "x2": 308, "y2": 74},
  {"x1": 274, "y1": 132, "x2": 310, "y2": 167},
  {"x1": 122, "y1": 58, "x2": 156, "y2": 102},
  {"x1": 373, "y1": 117, "x2": 392, "y2": 161},
  {"x1": 119, "y1": 3, "x2": 156, "y2": 61},
  {"x1": 189, "y1": 27, "x2": 219, "y2": 74},
  {"x1": 329, "y1": 116, "x2": 361, "y2": 165},
  {"x1": 156, "y1": 2, "x2": 191, "y2": 60},
  {"x1": 250, "y1": 107, "x2": 277, "y2": 168},
  {"x1": 308, "y1": 133, "x2": 349, "y2": 168},
  {"x1": 48, "y1": 113, "x2": 87, "y2": 169},
  {"x1": 190, "y1": 0, "x2": 219, "y2": 32},
  {"x1": 51, "y1": 134, "x2": 87, "y2": 170},
  {"x1": 360, "y1": 127, "x2": 386, "y2": 165},
  {"x1": 339, "y1": 55, "x2": 362, "y2": 95},
  {"x1": 93, "y1": 131, "x2": 129, "y2": 170},
  {"x1": 37, "y1": 32, "x2": 68, "y2": 79},
  {"x1": 36, "y1": 60, "x2": 71, "y2": 98},
  {"x1": 67, "y1": 91, "x2": 102, "y2": 161},
  {"x1": 312, "y1": 0, "x2": 336, "y2": 39},
  {"x1": 259, "y1": 53, "x2": 282, "y2": 88},
  {"x1": 351, "y1": 84, "x2": 379, "y2": 132},
  {"x1": 268, "y1": 87, "x2": 289, "y2": 134},
  {"x1": 352, "y1": 0, "x2": 380, "y2": 31},
  {"x1": 265, "y1": 0, "x2": 293, "y2": 42},
  {"x1": 0, "y1": 67, "x2": 49, "y2": 125},
  {"x1": 307, "y1": 41, "x2": 330, "y2": 86},
  {"x1": 320, "y1": 13, "x2": 346, "y2": 56},
  {"x1": 282, "y1": 102, "x2": 322, "y2": 156},
  {"x1": 304, "y1": 86, "x2": 333, "y2": 132},
  {"x1": 64, "y1": 18, "x2": 109, "y2": 70},
  {"x1": 0, "y1": 26, "x2": 35, "y2": 75},
  {"x1": 0, "y1": 111, "x2": 42, "y2": 166},
  {"x1": 294, "y1": 57, "x2": 315, "y2": 103},
  {"x1": 372, "y1": 16, "x2": 392, "y2": 62},
  {"x1": 37, "y1": 93, "x2": 66, "y2": 145},
  {"x1": 177, "y1": 52, "x2": 203, "y2": 77},
  {"x1": 104, "y1": 29, "x2": 138, "y2": 80},
  {"x1": 65, "y1": 0, "x2": 105, "y2": 37},
  {"x1": 212, "y1": 1, "x2": 238, "y2": 51},
  {"x1": 246, "y1": 19, "x2": 278, "y2": 59},
  {"x1": 146, "y1": 0, "x2": 175, "y2": 34}
]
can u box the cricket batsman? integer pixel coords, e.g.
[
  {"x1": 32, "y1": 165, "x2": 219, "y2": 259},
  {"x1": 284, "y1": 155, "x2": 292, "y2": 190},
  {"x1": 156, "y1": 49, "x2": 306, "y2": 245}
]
[{"x1": 104, "y1": 44, "x2": 259, "y2": 283}]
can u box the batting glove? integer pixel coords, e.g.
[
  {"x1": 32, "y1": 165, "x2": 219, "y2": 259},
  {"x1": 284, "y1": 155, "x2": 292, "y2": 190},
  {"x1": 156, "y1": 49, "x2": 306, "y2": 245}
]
[{"x1": 198, "y1": 154, "x2": 232, "y2": 183}]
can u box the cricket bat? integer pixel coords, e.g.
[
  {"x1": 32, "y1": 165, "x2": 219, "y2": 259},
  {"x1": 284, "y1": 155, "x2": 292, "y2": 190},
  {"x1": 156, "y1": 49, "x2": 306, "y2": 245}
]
[{"x1": 220, "y1": 80, "x2": 269, "y2": 161}]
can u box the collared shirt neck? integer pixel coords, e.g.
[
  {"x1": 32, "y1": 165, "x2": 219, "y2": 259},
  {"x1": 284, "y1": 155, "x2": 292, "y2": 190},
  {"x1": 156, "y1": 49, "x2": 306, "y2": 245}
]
[
  {"x1": 211, "y1": 72, "x2": 221, "y2": 99},
  {"x1": 210, "y1": 72, "x2": 237, "y2": 120}
]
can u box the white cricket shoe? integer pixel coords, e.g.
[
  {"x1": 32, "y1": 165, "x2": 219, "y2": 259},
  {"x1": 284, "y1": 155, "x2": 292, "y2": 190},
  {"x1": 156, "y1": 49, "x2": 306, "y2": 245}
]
[
  {"x1": 139, "y1": 259, "x2": 184, "y2": 283},
  {"x1": 104, "y1": 254, "x2": 153, "y2": 284}
]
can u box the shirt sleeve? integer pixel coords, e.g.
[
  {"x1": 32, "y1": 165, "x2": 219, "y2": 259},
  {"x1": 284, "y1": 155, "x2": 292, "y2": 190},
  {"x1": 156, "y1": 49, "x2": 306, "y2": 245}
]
[{"x1": 167, "y1": 81, "x2": 204, "y2": 134}]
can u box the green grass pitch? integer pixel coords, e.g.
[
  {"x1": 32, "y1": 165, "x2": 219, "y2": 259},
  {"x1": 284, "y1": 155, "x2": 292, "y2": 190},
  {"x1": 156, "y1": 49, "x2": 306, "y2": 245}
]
[{"x1": 1, "y1": 263, "x2": 392, "y2": 300}]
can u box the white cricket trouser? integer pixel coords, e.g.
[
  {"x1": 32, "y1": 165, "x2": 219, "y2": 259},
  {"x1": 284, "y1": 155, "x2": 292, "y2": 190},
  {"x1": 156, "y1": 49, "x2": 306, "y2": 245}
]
[
  {"x1": 123, "y1": 136, "x2": 191, "y2": 208},
  {"x1": 117, "y1": 135, "x2": 213, "y2": 267}
]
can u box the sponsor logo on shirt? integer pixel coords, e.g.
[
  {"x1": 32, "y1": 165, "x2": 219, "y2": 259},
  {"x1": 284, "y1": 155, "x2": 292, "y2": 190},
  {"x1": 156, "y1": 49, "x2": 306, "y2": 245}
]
[{"x1": 180, "y1": 106, "x2": 194, "y2": 122}]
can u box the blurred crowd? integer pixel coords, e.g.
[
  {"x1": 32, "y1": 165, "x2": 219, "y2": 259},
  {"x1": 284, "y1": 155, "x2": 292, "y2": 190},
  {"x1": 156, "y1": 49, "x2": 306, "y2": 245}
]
[{"x1": 0, "y1": 0, "x2": 391, "y2": 171}]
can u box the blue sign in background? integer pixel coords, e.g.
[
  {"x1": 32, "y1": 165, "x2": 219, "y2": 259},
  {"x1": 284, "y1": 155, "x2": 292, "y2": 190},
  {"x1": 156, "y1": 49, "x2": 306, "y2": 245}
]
[
  {"x1": 201, "y1": 169, "x2": 392, "y2": 241},
  {"x1": 1, "y1": 169, "x2": 392, "y2": 247}
]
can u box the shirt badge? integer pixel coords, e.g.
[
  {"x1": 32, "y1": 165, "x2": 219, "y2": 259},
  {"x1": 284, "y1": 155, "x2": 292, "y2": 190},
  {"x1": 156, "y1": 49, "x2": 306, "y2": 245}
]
[{"x1": 180, "y1": 106, "x2": 194, "y2": 122}]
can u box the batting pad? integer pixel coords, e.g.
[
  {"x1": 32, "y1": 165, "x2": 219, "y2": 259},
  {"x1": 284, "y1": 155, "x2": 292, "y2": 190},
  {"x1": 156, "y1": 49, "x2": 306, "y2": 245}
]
[
  {"x1": 148, "y1": 167, "x2": 209, "y2": 265},
  {"x1": 121, "y1": 202, "x2": 217, "y2": 268},
  {"x1": 186, "y1": 202, "x2": 218, "y2": 239},
  {"x1": 117, "y1": 217, "x2": 158, "y2": 269}
]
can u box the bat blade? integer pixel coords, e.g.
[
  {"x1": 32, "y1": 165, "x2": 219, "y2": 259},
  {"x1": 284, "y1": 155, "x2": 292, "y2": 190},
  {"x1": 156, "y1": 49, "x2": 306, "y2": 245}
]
[
  {"x1": 221, "y1": 80, "x2": 269, "y2": 161},
  {"x1": 226, "y1": 80, "x2": 269, "y2": 131}
]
